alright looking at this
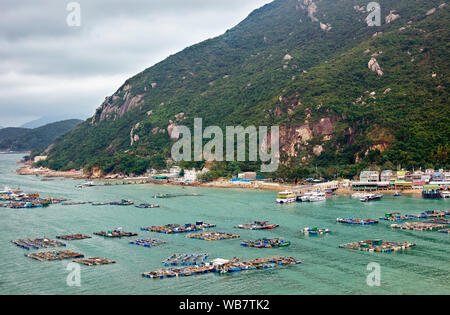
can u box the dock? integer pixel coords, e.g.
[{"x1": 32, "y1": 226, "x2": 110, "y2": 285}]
[
  {"x1": 12, "y1": 238, "x2": 66, "y2": 250},
  {"x1": 26, "y1": 250, "x2": 84, "y2": 261},
  {"x1": 187, "y1": 232, "x2": 240, "y2": 241},
  {"x1": 73, "y1": 257, "x2": 116, "y2": 266},
  {"x1": 234, "y1": 221, "x2": 279, "y2": 230},
  {"x1": 339, "y1": 240, "x2": 416, "y2": 253},
  {"x1": 141, "y1": 222, "x2": 215, "y2": 234},
  {"x1": 56, "y1": 234, "x2": 92, "y2": 241}
]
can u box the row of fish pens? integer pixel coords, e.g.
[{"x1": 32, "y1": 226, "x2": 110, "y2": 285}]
[
  {"x1": 129, "y1": 238, "x2": 167, "y2": 247},
  {"x1": 26, "y1": 250, "x2": 85, "y2": 261},
  {"x1": 12, "y1": 238, "x2": 66, "y2": 250},
  {"x1": 336, "y1": 218, "x2": 378, "y2": 225},
  {"x1": 187, "y1": 232, "x2": 240, "y2": 241},
  {"x1": 390, "y1": 222, "x2": 449, "y2": 231},
  {"x1": 240, "y1": 238, "x2": 290, "y2": 248},
  {"x1": 163, "y1": 253, "x2": 209, "y2": 266},
  {"x1": 56, "y1": 234, "x2": 92, "y2": 241},
  {"x1": 234, "y1": 221, "x2": 279, "y2": 230},
  {"x1": 141, "y1": 222, "x2": 215, "y2": 234},
  {"x1": 94, "y1": 230, "x2": 138, "y2": 238},
  {"x1": 142, "y1": 256, "x2": 301, "y2": 279},
  {"x1": 339, "y1": 240, "x2": 416, "y2": 253}
]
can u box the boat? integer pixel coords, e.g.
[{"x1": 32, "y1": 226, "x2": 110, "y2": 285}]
[
  {"x1": 276, "y1": 191, "x2": 296, "y2": 204},
  {"x1": 135, "y1": 204, "x2": 160, "y2": 208},
  {"x1": 309, "y1": 191, "x2": 326, "y2": 202},
  {"x1": 394, "y1": 191, "x2": 402, "y2": 197},
  {"x1": 153, "y1": 193, "x2": 170, "y2": 199},
  {"x1": 75, "y1": 181, "x2": 96, "y2": 188},
  {"x1": 110, "y1": 199, "x2": 134, "y2": 206},
  {"x1": 440, "y1": 191, "x2": 450, "y2": 199},
  {"x1": 360, "y1": 193, "x2": 383, "y2": 202}
]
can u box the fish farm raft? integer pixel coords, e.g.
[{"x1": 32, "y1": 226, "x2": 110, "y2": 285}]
[
  {"x1": 339, "y1": 240, "x2": 416, "y2": 253},
  {"x1": 234, "y1": 221, "x2": 279, "y2": 230},
  {"x1": 26, "y1": 250, "x2": 84, "y2": 261},
  {"x1": 94, "y1": 230, "x2": 138, "y2": 238},
  {"x1": 187, "y1": 232, "x2": 240, "y2": 241},
  {"x1": 390, "y1": 222, "x2": 449, "y2": 231},
  {"x1": 163, "y1": 253, "x2": 209, "y2": 266},
  {"x1": 141, "y1": 222, "x2": 216, "y2": 234},
  {"x1": 56, "y1": 234, "x2": 92, "y2": 241},
  {"x1": 73, "y1": 257, "x2": 116, "y2": 266},
  {"x1": 129, "y1": 238, "x2": 167, "y2": 248},
  {"x1": 301, "y1": 227, "x2": 329, "y2": 235},
  {"x1": 336, "y1": 218, "x2": 379, "y2": 225},
  {"x1": 241, "y1": 238, "x2": 290, "y2": 248},
  {"x1": 12, "y1": 238, "x2": 66, "y2": 250}
]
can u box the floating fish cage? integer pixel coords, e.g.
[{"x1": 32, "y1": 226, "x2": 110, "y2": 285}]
[
  {"x1": 26, "y1": 250, "x2": 84, "y2": 261},
  {"x1": 135, "y1": 204, "x2": 160, "y2": 208},
  {"x1": 12, "y1": 238, "x2": 66, "y2": 250},
  {"x1": 234, "y1": 221, "x2": 279, "y2": 230},
  {"x1": 439, "y1": 229, "x2": 450, "y2": 234},
  {"x1": 56, "y1": 234, "x2": 92, "y2": 241},
  {"x1": 424, "y1": 219, "x2": 450, "y2": 224},
  {"x1": 336, "y1": 218, "x2": 378, "y2": 225},
  {"x1": 163, "y1": 253, "x2": 209, "y2": 266},
  {"x1": 302, "y1": 227, "x2": 329, "y2": 235},
  {"x1": 241, "y1": 238, "x2": 290, "y2": 248},
  {"x1": 73, "y1": 257, "x2": 116, "y2": 266},
  {"x1": 390, "y1": 222, "x2": 448, "y2": 231},
  {"x1": 141, "y1": 222, "x2": 216, "y2": 234},
  {"x1": 380, "y1": 213, "x2": 413, "y2": 222},
  {"x1": 129, "y1": 238, "x2": 167, "y2": 248},
  {"x1": 94, "y1": 230, "x2": 138, "y2": 238},
  {"x1": 109, "y1": 200, "x2": 134, "y2": 206},
  {"x1": 187, "y1": 232, "x2": 240, "y2": 241},
  {"x1": 142, "y1": 256, "x2": 301, "y2": 279},
  {"x1": 339, "y1": 240, "x2": 416, "y2": 253}
]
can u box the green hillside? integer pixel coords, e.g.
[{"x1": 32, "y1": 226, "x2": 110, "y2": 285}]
[
  {"x1": 38, "y1": 0, "x2": 449, "y2": 179},
  {"x1": 0, "y1": 119, "x2": 83, "y2": 152}
]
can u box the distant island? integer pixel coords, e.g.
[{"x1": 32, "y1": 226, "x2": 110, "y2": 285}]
[{"x1": 0, "y1": 119, "x2": 83, "y2": 152}]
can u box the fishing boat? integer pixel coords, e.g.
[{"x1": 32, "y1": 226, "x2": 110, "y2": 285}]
[
  {"x1": 276, "y1": 191, "x2": 296, "y2": 204},
  {"x1": 360, "y1": 193, "x2": 383, "y2": 202},
  {"x1": 153, "y1": 193, "x2": 170, "y2": 199},
  {"x1": 394, "y1": 191, "x2": 402, "y2": 197},
  {"x1": 309, "y1": 191, "x2": 326, "y2": 202},
  {"x1": 75, "y1": 181, "x2": 96, "y2": 188},
  {"x1": 110, "y1": 199, "x2": 134, "y2": 206},
  {"x1": 135, "y1": 204, "x2": 160, "y2": 208},
  {"x1": 302, "y1": 227, "x2": 329, "y2": 235},
  {"x1": 441, "y1": 191, "x2": 450, "y2": 198}
]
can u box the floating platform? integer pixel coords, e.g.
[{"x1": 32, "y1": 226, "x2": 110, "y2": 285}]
[
  {"x1": 379, "y1": 213, "x2": 414, "y2": 222},
  {"x1": 56, "y1": 234, "x2": 92, "y2": 241},
  {"x1": 163, "y1": 253, "x2": 209, "y2": 266},
  {"x1": 94, "y1": 230, "x2": 138, "y2": 238},
  {"x1": 421, "y1": 210, "x2": 445, "y2": 218},
  {"x1": 302, "y1": 227, "x2": 329, "y2": 235},
  {"x1": 424, "y1": 219, "x2": 450, "y2": 224},
  {"x1": 135, "y1": 204, "x2": 160, "y2": 208},
  {"x1": 141, "y1": 222, "x2": 215, "y2": 234},
  {"x1": 109, "y1": 199, "x2": 134, "y2": 206},
  {"x1": 26, "y1": 250, "x2": 84, "y2": 261},
  {"x1": 439, "y1": 229, "x2": 450, "y2": 234},
  {"x1": 129, "y1": 238, "x2": 167, "y2": 248},
  {"x1": 390, "y1": 222, "x2": 448, "y2": 231},
  {"x1": 339, "y1": 240, "x2": 416, "y2": 253},
  {"x1": 241, "y1": 238, "x2": 290, "y2": 248},
  {"x1": 336, "y1": 218, "x2": 378, "y2": 225},
  {"x1": 12, "y1": 238, "x2": 66, "y2": 250},
  {"x1": 234, "y1": 221, "x2": 279, "y2": 230},
  {"x1": 142, "y1": 256, "x2": 301, "y2": 279},
  {"x1": 187, "y1": 232, "x2": 240, "y2": 241},
  {"x1": 73, "y1": 257, "x2": 116, "y2": 266}
]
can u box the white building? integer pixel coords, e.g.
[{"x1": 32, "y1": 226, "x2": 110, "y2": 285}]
[
  {"x1": 360, "y1": 171, "x2": 379, "y2": 182},
  {"x1": 169, "y1": 166, "x2": 181, "y2": 176}
]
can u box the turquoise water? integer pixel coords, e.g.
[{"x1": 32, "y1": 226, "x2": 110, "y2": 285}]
[{"x1": 0, "y1": 154, "x2": 449, "y2": 295}]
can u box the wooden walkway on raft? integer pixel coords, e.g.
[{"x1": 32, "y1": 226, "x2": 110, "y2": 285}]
[
  {"x1": 26, "y1": 250, "x2": 84, "y2": 261},
  {"x1": 73, "y1": 257, "x2": 116, "y2": 266},
  {"x1": 234, "y1": 221, "x2": 279, "y2": 230}
]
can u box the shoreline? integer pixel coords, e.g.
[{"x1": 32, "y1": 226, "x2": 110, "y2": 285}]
[{"x1": 15, "y1": 164, "x2": 425, "y2": 195}]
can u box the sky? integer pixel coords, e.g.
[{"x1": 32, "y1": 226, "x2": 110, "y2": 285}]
[{"x1": 0, "y1": 0, "x2": 273, "y2": 127}]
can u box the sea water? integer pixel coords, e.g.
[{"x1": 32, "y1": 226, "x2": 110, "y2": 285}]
[{"x1": 0, "y1": 154, "x2": 449, "y2": 295}]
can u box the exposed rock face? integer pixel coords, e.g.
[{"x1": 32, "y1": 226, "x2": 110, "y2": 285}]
[
  {"x1": 368, "y1": 58, "x2": 384, "y2": 76},
  {"x1": 313, "y1": 145, "x2": 324, "y2": 156},
  {"x1": 130, "y1": 122, "x2": 141, "y2": 146},
  {"x1": 283, "y1": 54, "x2": 293, "y2": 61},
  {"x1": 312, "y1": 117, "x2": 335, "y2": 136},
  {"x1": 426, "y1": 8, "x2": 436, "y2": 15},
  {"x1": 92, "y1": 91, "x2": 145, "y2": 125},
  {"x1": 167, "y1": 123, "x2": 180, "y2": 140},
  {"x1": 385, "y1": 11, "x2": 400, "y2": 24},
  {"x1": 320, "y1": 22, "x2": 332, "y2": 32}
]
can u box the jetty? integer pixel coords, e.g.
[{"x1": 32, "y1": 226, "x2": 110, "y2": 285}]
[
  {"x1": 26, "y1": 250, "x2": 84, "y2": 261},
  {"x1": 390, "y1": 222, "x2": 448, "y2": 231},
  {"x1": 234, "y1": 221, "x2": 279, "y2": 230},
  {"x1": 73, "y1": 257, "x2": 116, "y2": 266},
  {"x1": 56, "y1": 234, "x2": 92, "y2": 241},
  {"x1": 129, "y1": 238, "x2": 167, "y2": 248},
  {"x1": 12, "y1": 238, "x2": 66, "y2": 250},
  {"x1": 141, "y1": 222, "x2": 215, "y2": 234},
  {"x1": 94, "y1": 229, "x2": 138, "y2": 238},
  {"x1": 240, "y1": 238, "x2": 290, "y2": 248},
  {"x1": 336, "y1": 218, "x2": 378, "y2": 225},
  {"x1": 163, "y1": 253, "x2": 209, "y2": 266},
  {"x1": 339, "y1": 240, "x2": 416, "y2": 253},
  {"x1": 301, "y1": 227, "x2": 329, "y2": 235},
  {"x1": 187, "y1": 232, "x2": 240, "y2": 241}
]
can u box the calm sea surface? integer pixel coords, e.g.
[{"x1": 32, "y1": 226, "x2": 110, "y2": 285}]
[{"x1": 0, "y1": 154, "x2": 449, "y2": 295}]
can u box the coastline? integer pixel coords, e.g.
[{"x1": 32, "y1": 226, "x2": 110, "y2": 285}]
[{"x1": 15, "y1": 164, "x2": 425, "y2": 195}]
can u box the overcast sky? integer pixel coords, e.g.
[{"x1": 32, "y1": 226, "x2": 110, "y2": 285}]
[{"x1": 0, "y1": 0, "x2": 272, "y2": 127}]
